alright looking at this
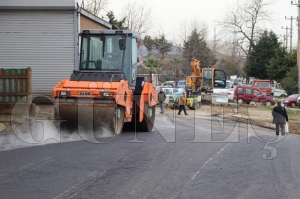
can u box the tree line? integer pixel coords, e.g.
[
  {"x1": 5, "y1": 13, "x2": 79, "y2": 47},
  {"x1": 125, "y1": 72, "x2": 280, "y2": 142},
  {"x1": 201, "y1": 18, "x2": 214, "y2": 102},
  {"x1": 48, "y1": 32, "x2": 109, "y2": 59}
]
[{"x1": 80, "y1": 0, "x2": 298, "y2": 94}]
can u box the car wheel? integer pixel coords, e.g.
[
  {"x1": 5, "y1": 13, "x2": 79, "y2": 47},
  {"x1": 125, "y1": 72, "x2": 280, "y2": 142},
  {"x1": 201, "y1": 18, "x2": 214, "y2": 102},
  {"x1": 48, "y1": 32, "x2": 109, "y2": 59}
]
[
  {"x1": 265, "y1": 101, "x2": 271, "y2": 107},
  {"x1": 237, "y1": 98, "x2": 243, "y2": 104},
  {"x1": 291, "y1": 102, "x2": 296, "y2": 108}
]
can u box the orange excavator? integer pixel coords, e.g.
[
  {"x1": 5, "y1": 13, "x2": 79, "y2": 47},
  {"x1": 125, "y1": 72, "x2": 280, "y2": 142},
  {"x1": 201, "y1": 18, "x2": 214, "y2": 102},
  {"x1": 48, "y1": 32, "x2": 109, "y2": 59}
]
[{"x1": 52, "y1": 30, "x2": 158, "y2": 134}]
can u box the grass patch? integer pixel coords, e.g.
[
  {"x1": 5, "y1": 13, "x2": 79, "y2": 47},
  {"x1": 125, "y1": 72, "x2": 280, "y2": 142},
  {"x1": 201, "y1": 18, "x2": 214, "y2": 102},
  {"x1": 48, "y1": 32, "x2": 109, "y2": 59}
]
[
  {"x1": 258, "y1": 106, "x2": 300, "y2": 121},
  {"x1": 285, "y1": 108, "x2": 300, "y2": 120}
]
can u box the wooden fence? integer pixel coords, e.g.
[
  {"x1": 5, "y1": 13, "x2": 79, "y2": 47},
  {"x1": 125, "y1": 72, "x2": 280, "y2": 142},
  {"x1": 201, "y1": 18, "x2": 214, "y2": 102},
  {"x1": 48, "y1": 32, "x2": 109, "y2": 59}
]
[{"x1": 0, "y1": 67, "x2": 32, "y2": 103}]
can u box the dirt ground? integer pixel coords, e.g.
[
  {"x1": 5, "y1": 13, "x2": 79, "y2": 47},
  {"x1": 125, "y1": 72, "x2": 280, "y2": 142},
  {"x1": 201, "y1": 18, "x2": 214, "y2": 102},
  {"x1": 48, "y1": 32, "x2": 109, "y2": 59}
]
[{"x1": 193, "y1": 103, "x2": 300, "y2": 135}]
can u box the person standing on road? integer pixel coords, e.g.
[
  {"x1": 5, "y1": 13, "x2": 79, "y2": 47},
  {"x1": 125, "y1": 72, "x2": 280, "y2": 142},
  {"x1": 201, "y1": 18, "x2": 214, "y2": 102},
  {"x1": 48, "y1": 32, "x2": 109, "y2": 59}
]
[
  {"x1": 158, "y1": 88, "x2": 166, "y2": 114},
  {"x1": 272, "y1": 101, "x2": 288, "y2": 136},
  {"x1": 178, "y1": 91, "x2": 188, "y2": 115}
]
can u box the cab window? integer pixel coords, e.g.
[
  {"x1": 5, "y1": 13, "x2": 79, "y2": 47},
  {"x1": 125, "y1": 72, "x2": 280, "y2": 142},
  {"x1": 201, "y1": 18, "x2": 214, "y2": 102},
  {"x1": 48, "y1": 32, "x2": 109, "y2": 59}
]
[
  {"x1": 237, "y1": 87, "x2": 244, "y2": 93},
  {"x1": 245, "y1": 88, "x2": 252, "y2": 95},
  {"x1": 254, "y1": 89, "x2": 262, "y2": 96}
]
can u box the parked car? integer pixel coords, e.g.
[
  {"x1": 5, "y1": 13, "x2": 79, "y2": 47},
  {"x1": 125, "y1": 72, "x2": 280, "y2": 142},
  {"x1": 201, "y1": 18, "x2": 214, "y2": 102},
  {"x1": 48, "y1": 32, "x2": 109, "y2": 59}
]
[
  {"x1": 162, "y1": 81, "x2": 176, "y2": 87},
  {"x1": 213, "y1": 80, "x2": 234, "y2": 101},
  {"x1": 168, "y1": 90, "x2": 184, "y2": 109},
  {"x1": 233, "y1": 79, "x2": 238, "y2": 85},
  {"x1": 177, "y1": 79, "x2": 186, "y2": 89},
  {"x1": 159, "y1": 87, "x2": 184, "y2": 104},
  {"x1": 155, "y1": 86, "x2": 169, "y2": 93},
  {"x1": 233, "y1": 85, "x2": 275, "y2": 106},
  {"x1": 161, "y1": 82, "x2": 174, "y2": 88},
  {"x1": 272, "y1": 83, "x2": 287, "y2": 97},
  {"x1": 227, "y1": 80, "x2": 234, "y2": 88},
  {"x1": 279, "y1": 94, "x2": 300, "y2": 108}
]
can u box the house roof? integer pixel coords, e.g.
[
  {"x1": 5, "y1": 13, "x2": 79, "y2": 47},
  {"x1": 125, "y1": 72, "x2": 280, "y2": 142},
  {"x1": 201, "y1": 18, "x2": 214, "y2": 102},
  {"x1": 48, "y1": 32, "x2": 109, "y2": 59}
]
[{"x1": 0, "y1": 0, "x2": 76, "y2": 10}]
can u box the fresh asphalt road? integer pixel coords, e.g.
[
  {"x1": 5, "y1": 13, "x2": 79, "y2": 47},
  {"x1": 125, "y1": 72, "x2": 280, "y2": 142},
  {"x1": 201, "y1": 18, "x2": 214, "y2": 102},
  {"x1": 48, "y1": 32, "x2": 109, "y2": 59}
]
[{"x1": 0, "y1": 109, "x2": 300, "y2": 199}]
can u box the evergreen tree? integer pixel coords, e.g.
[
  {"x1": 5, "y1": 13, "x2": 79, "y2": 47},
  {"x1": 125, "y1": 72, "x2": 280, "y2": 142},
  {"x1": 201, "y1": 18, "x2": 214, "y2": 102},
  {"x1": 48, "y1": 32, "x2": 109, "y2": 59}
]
[
  {"x1": 266, "y1": 49, "x2": 297, "y2": 82},
  {"x1": 280, "y1": 66, "x2": 298, "y2": 95},
  {"x1": 245, "y1": 30, "x2": 281, "y2": 79},
  {"x1": 106, "y1": 11, "x2": 128, "y2": 30},
  {"x1": 143, "y1": 35, "x2": 154, "y2": 56},
  {"x1": 182, "y1": 29, "x2": 215, "y2": 71},
  {"x1": 153, "y1": 34, "x2": 172, "y2": 60}
]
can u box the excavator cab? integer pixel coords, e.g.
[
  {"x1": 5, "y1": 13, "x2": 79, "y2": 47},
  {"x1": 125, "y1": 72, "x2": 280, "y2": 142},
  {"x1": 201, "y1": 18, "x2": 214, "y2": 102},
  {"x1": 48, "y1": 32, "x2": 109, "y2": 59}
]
[{"x1": 202, "y1": 68, "x2": 226, "y2": 92}]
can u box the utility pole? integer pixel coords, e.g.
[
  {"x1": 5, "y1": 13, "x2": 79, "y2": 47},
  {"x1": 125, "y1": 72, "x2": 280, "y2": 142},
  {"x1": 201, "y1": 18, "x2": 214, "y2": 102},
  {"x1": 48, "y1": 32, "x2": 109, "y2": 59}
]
[
  {"x1": 285, "y1": 16, "x2": 297, "y2": 52},
  {"x1": 291, "y1": 0, "x2": 300, "y2": 93},
  {"x1": 282, "y1": 26, "x2": 289, "y2": 52}
]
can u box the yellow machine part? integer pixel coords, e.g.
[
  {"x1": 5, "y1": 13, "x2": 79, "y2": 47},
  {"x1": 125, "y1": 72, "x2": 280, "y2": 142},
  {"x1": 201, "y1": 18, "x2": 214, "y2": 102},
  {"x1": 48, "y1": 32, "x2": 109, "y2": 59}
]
[{"x1": 186, "y1": 95, "x2": 202, "y2": 110}]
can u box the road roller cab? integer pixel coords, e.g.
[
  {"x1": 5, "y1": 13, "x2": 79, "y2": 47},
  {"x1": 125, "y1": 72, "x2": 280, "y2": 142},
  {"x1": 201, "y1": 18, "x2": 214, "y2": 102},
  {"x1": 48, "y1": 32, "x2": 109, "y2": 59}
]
[{"x1": 52, "y1": 30, "x2": 158, "y2": 134}]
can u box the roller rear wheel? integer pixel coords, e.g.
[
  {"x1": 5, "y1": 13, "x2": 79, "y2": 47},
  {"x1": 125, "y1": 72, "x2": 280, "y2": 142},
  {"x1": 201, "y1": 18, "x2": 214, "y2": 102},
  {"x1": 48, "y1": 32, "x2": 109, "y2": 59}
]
[
  {"x1": 141, "y1": 103, "x2": 155, "y2": 132},
  {"x1": 113, "y1": 105, "x2": 125, "y2": 135}
]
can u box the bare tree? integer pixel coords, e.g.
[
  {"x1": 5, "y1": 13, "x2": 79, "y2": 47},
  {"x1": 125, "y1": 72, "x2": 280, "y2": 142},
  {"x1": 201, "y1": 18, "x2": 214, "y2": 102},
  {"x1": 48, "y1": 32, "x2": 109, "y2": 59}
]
[
  {"x1": 80, "y1": 0, "x2": 110, "y2": 17},
  {"x1": 120, "y1": 0, "x2": 154, "y2": 36},
  {"x1": 217, "y1": 0, "x2": 273, "y2": 59},
  {"x1": 175, "y1": 18, "x2": 208, "y2": 46}
]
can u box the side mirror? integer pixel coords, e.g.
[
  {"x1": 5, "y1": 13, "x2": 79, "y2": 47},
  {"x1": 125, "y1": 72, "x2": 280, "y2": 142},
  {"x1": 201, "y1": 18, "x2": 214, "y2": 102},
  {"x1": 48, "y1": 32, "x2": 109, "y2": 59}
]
[{"x1": 119, "y1": 39, "x2": 126, "y2": 50}]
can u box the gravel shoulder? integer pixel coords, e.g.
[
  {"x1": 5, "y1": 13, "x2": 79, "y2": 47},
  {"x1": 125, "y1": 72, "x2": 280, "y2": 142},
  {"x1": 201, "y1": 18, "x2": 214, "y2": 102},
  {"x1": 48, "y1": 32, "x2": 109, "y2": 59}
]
[{"x1": 196, "y1": 103, "x2": 300, "y2": 135}]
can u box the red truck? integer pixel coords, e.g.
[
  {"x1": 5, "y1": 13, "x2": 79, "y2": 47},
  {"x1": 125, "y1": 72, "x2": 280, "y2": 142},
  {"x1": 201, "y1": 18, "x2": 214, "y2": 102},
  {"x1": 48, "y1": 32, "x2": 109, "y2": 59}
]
[{"x1": 252, "y1": 80, "x2": 272, "y2": 95}]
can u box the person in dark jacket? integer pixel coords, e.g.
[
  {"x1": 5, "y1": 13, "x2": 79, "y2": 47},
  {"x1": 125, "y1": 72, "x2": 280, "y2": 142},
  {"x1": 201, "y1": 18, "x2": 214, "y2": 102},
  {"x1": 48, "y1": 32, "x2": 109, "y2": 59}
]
[
  {"x1": 158, "y1": 88, "x2": 166, "y2": 114},
  {"x1": 178, "y1": 91, "x2": 188, "y2": 115},
  {"x1": 272, "y1": 101, "x2": 288, "y2": 136}
]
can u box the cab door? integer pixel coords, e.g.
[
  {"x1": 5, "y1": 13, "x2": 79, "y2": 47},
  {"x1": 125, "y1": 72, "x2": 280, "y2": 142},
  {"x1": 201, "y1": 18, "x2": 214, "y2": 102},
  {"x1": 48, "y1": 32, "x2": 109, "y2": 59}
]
[{"x1": 254, "y1": 89, "x2": 265, "y2": 103}]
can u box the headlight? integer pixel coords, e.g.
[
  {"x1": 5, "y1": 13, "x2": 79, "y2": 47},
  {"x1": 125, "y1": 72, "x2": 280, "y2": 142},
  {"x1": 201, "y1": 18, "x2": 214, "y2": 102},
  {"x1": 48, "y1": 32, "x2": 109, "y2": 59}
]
[
  {"x1": 61, "y1": 91, "x2": 67, "y2": 96},
  {"x1": 100, "y1": 92, "x2": 112, "y2": 97}
]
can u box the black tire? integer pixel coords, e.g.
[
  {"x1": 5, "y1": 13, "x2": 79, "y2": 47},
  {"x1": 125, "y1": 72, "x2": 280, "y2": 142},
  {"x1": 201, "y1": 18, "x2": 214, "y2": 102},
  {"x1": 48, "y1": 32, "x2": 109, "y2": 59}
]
[
  {"x1": 140, "y1": 103, "x2": 155, "y2": 132},
  {"x1": 265, "y1": 100, "x2": 272, "y2": 107},
  {"x1": 169, "y1": 104, "x2": 174, "y2": 110},
  {"x1": 237, "y1": 98, "x2": 243, "y2": 104},
  {"x1": 291, "y1": 102, "x2": 296, "y2": 108}
]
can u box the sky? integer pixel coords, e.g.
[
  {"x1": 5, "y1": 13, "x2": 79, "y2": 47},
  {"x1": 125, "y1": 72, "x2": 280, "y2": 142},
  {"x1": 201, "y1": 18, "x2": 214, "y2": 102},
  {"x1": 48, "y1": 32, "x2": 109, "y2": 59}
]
[{"x1": 105, "y1": 0, "x2": 298, "y2": 47}]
